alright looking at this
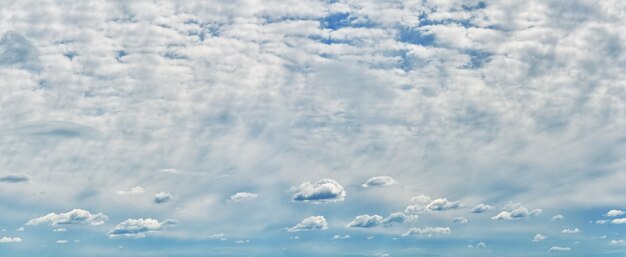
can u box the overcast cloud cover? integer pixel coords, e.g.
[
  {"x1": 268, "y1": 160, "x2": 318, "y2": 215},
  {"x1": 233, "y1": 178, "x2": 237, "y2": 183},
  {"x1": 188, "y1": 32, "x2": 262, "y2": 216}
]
[{"x1": 1, "y1": 0, "x2": 626, "y2": 256}]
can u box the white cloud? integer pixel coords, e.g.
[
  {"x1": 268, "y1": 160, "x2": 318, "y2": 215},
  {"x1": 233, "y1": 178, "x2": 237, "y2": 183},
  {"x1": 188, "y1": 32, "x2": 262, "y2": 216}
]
[
  {"x1": 332, "y1": 234, "x2": 350, "y2": 240},
  {"x1": 610, "y1": 218, "x2": 626, "y2": 224},
  {"x1": 361, "y1": 176, "x2": 398, "y2": 188},
  {"x1": 551, "y1": 214, "x2": 564, "y2": 221},
  {"x1": 471, "y1": 203, "x2": 492, "y2": 214},
  {"x1": 405, "y1": 196, "x2": 460, "y2": 214},
  {"x1": 549, "y1": 246, "x2": 571, "y2": 252},
  {"x1": 53, "y1": 228, "x2": 67, "y2": 232},
  {"x1": 382, "y1": 212, "x2": 416, "y2": 225},
  {"x1": 26, "y1": 209, "x2": 108, "y2": 226},
  {"x1": 403, "y1": 227, "x2": 451, "y2": 237},
  {"x1": 491, "y1": 206, "x2": 542, "y2": 220},
  {"x1": 610, "y1": 240, "x2": 625, "y2": 245},
  {"x1": 117, "y1": 186, "x2": 145, "y2": 195},
  {"x1": 56, "y1": 240, "x2": 68, "y2": 244},
  {"x1": 0, "y1": 237, "x2": 22, "y2": 243},
  {"x1": 108, "y1": 218, "x2": 177, "y2": 238},
  {"x1": 288, "y1": 216, "x2": 328, "y2": 232},
  {"x1": 533, "y1": 234, "x2": 547, "y2": 242},
  {"x1": 291, "y1": 179, "x2": 346, "y2": 203},
  {"x1": 229, "y1": 192, "x2": 258, "y2": 202},
  {"x1": 153, "y1": 192, "x2": 173, "y2": 204},
  {"x1": 596, "y1": 220, "x2": 609, "y2": 224},
  {"x1": 606, "y1": 210, "x2": 625, "y2": 217},
  {"x1": 453, "y1": 217, "x2": 468, "y2": 224},
  {"x1": 0, "y1": 174, "x2": 30, "y2": 183},
  {"x1": 234, "y1": 239, "x2": 249, "y2": 244},
  {"x1": 561, "y1": 228, "x2": 580, "y2": 234},
  {"x1": 346, "y1": 214, "x2": 383, "y2": 228}
]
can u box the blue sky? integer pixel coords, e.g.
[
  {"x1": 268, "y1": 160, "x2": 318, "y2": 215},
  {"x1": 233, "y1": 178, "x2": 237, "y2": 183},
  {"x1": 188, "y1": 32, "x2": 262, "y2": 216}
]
[{"x1": 1, "y1": 0, "x2": 626, "y2": 256}]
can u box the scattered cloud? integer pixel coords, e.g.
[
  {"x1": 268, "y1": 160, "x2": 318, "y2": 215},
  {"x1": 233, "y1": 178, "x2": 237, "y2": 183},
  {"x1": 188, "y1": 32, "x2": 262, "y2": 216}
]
[
  {"x1": 596, "y1": 220, "x2": 609, "y2": 224},
  {"x1": 468, "y1": 242, "x2": 487, "y2": 248},
  {"x1": 606, "y1": 210, "x2": 625, "y2": 217},
  {"x1": 610, "y1": 218, "x2": 626, "y2": 224},
  {"x1": 549, "y1": 246, "x2": 571, "y2": 252},
  {"x1": 382, "y1": 212, "x2": 416, "y2": 226},
  {"x1": 56, "y1": 240, "x2": 68, "y2": 244},
  {"x1": 153, "y1": 192, "x2": 173, "y2": 204},
  {"x1": 0, "y1": 174, "x2": 30, "y2": 183},
  {"x1": 453, "y1": 217, "x2": 468, "y2": 224},
  {"x1": 405, "y1": 196, "x2": 460, "y2": 213},
  {"x1": 332, "y1": 234, "x2": 350, "y2": 240},
  {"x1": 26, "y1": 209, "x2": 108, "y2": 226},
  {"x1": 403, "y1": 227, "x2": 451, "y2": 237},
  {"x1": 551, "y1": 214, "x2": 564, "y2": 221},
  {"x1": 53, "y1": 228, "x2": 67, "y2": 232},
  {"x1": 108, "y1": 218, "x2": 177, "y2": 238},
  {"x1": 116, "y1": 186, "x2": 145, "y2": 195},
  {"x1": 229, "y1": 192, "x2": 258, "y2": 202},
  {"x1": 561, "y1": 228, "x2": 581, "y2": 234},
  {"x1": 346, "y1": 215, "x2": 383, "y2": 228},
  {"x1": 288, "y1": 216, "x2": 328, "y2": 232},
  {"x1": 361, "y1": 176, "x2": 398, "y2": 188},
  {"x1": 234, "y1": 239, "x2": 250, "y2": 244},
  {"x1": 610, "y1": 240, "x2": 625, "y2": 245},
  {"x1": 471, "y1": 204, "x2": 492, "y2": 214},
  {"x1": 491, "y1": 206, "x2": 542, "y2": 220},
  {"x1": 533, "y1": 234, "x2": 547, "y2": 242},
  {"x1": 0, "y1": 237, "x2": 22, "y2": 243},
  {"x1": 291, "y1": 179, "x2": 346, "y2": 203}
]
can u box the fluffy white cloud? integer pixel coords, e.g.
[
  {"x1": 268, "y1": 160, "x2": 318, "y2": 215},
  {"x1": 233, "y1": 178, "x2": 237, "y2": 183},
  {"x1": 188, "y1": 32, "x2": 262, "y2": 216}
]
[
  {"x1": 597, "y1": 220, "x2": 609, "y2": 224},
  {"x1": 0, "y1": 237, "x2": 22, "y2": 243},
  {"x1": 346, "y1": 214, "x2": 383, "y2": 228},
  {"x1": 549, "y1": 246, "x2": 571, "y2": 252},
  {"x1": 405, "y1": 196, "x2": 460, "y2": 213},
  {"x1": 361, "y1": 176, "x2": 398, "y2": 188},
  {"x1": 108, "y1": 218, "x2": 177, "y2": 238},
  {"x1": 491, "y1": 206, "x2": 542, "y2": 220},
  {"x1": 26, "y1": 209, "x2": 108, "y2": 226},
  {"x1": 291, "y1": 179, "x2": 345, "y2": 203},
  {"x1": 56, "y1": 240, "x2": 68, "y2": 244},
  {"x1": 610, "y1": 218, "x2": 626, "y2": 224},
  {"x1": 0, "y1": 174, "x2": 30, "y2": 183},
  {"x1": 229, "y1": 192, "x2": 258, "y2": 202},
  {"x1": 427, "y1": 198, "x2": 460, "y2": 211},
  {"x1": 453, "y1": 217, "x2": 468, "y2": 224},
  {"x1": 288, "y1": 216, "x2": 328, "y2": 232},
  {"x1": 533, "y1": 234, "x2": 547, "y2": 242},
  {"x1": 382, "y1": 212, "x2": 416, "y2": 225},
  {"x1": 53, "y1": 228, "x2": 67, "y2": 232},
  {"x1": 606, "y1": 210, "x2": 625, "y2": 217},
  {"x1": 551, "y1": 214, "x2": 564, "y2": 221},
  {"x1": 561, "y1": 228, "x2": 580, "y2": 234},
  {"x1": 153, "y1": 192, "x2": 173, "y2": 204},
  {"x1": 116, "y1": 186, "x2": 145, "y2": 195},
  {"x1": 403, "y1": 227, "x2": 451, "y2": 237},
  {"x1": 471, "y1": 203, "x2": 492, "y2": 214}
]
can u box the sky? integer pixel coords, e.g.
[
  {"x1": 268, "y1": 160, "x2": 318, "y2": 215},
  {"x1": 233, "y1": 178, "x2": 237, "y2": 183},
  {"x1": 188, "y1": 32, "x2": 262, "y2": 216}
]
[{"x1": 1, "y1": 0, "x2": 626, "y2": 256}]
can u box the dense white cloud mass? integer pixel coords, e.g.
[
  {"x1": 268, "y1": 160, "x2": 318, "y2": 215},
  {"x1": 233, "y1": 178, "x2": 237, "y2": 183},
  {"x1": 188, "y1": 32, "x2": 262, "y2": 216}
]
[
  {"x1": 291, "y1": 179, "x2": 346, "y2": 203},
  {"x1": 403, "y1": 227, "x2": 451, "y2": 237},
  {"x1": 26, "y1": 209, "x2": 108, "y2": 226},
  {"x1": 1, "y1": 0, "x2": 626, "y2": 256},
  {"x1": 108, "y1": 218, "x2": 177, "y2": 238},
  {"x1": 288, "y1": 216, "x2": 328, "y2": 232},
  {"x1": 361, "y1": 176, "x2": 398, "y2": 188},
  {"x1": 229, "y1": 192, "x2": 258, "y2": 202},
  {"x1": 0, "y1": 237, "x2": 22, "y2": 243}
]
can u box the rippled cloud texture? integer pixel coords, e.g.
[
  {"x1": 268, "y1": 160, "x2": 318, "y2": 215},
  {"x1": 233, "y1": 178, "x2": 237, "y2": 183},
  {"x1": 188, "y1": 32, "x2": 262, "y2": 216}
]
[{"x1": 1, "y1": 0, "x2": 626, "y2": 256}]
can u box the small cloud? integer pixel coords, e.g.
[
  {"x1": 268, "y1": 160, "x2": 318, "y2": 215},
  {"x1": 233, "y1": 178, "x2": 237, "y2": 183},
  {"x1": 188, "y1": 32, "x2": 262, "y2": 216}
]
[
  {"x1": 53, "y1": 228, "x2": 67, "y2": 232},
  {"x1": 491, "y1": 205, "x2": 542, "y2": 220},
  {"x1": 108, "y1": 218, "x2": 177, "y2": 238},
  {"x1": 234, "y1": 239, "x2": 249, "y2": 244},
  {"x1": 427, "y1": 198, "x2": 460, "y2": 211},
  {"x1": 596, "y1": 219, "x2": 609, "y2": 224},
  {"x1": 403, "y1": 227, "x2": 451, "y2": 237},
  {"x1": 606, "y1": 210, "x2": 625, "y2": 217},
  {"x1": 533, "y1": 234, "x2": 547, "y2": 242},
  {"x1": 117, "y1": 186, "x2": 145, "y2": 195},
  {"x1": 291, "y1": 179, "x2": 346, "y2": 203},
  {"x1": 382, "y1": 212, "x2": 416, "y2": 226},
  {"x1": 405, "y1": 196, "x2": 460, "y2": 213},
  {"x1": 332, "y1": 234, "x2": 350, "y2": 240},
  {"x1": 208, "y1": 233, "x2": 226, "y2": 240},
  {"x1": 610, "y1": 239, "x2": 625, "y2": 245},
  {"x1": 346, "y1": 214, "x2": 383, "y2": 228},
  {"x1": 288, "y1": 216, "x2": 328, "y2": 232},
  {"x1": 561, "y1": 228, "x2": 580, "y2": 234},
  {"x1": 26, "y1": 209, "x2": 108, "y2": 226},
  {"x1": 153, "y1": 192, "x2": 173, "y2": 204},
  {"x1": 56, "y1": 240, "x2": 68, "y2": 244},
  {"x1": 471, "y1": 203, "x2": 492, "y2": 214},
  {"x1": 16, "y1": 227, "x2": 24, "y2": 231},
  {"x1": 453, "y1": 217, "x2": 468, "y2": 224},
  {"x1": 0, "y1": 237, "x2": 22, "y2": 243},
  {"x1": 610, "y1": 218, "x2": 626, "y2": 224},
  {"x1": 229, "y1": 192, "x2": 258, "y2": 202},
  {"x1": 549, "y1": 246, "x2": 571, "y2": 252},
  {"x1": 379, "y1": 253, "x2": 390, "y2": 257},
  {"x1": 361, "y1": 176, "x2": 398, "y2": 188},
  {"x1": 0, "y1": 174, "x2": 30, "y2": 183},
  {"x1": 469, "y1": 242, "x2": 487, "y2": 248},
  {"x1": 552, "y1": 214, "x2": 564, "y2": 221}
]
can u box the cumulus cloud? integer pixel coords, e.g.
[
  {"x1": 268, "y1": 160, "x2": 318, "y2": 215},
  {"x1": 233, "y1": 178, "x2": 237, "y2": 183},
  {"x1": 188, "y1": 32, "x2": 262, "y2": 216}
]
[
  {"x1": 229, "y1": 192, "x2": 258, "y2": 202},
  {"x1": 561, "y1": 228, "x2": 580, "y2": 234},
  {"x1": 116, "y1": 186, "x2": 145, "y2": 195},
  {"x1": 0, "y1": 237, "x2": 22, "y2": 243},
  {"x1": 153, "y1": 192, "x2": 173, "y2": 204},
  {"x1": 427, "y1": 198, "x2": 461, "y2": 211},
  {"x1": 405, "y1": 196, "x2": 460, "y2": 213},
  {"x1": 403, "y1": 227, "x2": 451, "y2": 237},
  {"x1": 549, "y1": 246, "x2": 571, "y2": 252},
  {"x1": 0, "y1": 174, "x2": 30, "y2": 183},
  {"x1": 597, "y1": 220, "x2": 609, "y2": 224},
  {"x1": 361, "y1": 176, "x2": 398, "y2": 188},
  {"x1": 533, "y1": 234, "x2": 547, "y2": 242},
  {"x1": 610, "y1": 218, "x2": 626, "y2": 224},
  {"x1": 453, "y1": 217, "x2": 468, "y2": 224},
  {"x1": 288, "y1": 216, "x2": 328, "y2": 232},
  {"x1": 291, "y1": 179, "x2": 346, "y2": 203},
  {"x1": 382, "y1": 212, "x2": 416, "y2": 225},
  {"x1": 491, "y1": 206, "x2": 542, "y2": 220},
  {"x1": 346, "y1": 214, "x2": 383, "y2": 228},
  {"x1": 606, "y1": 210, "x2": 625, "y2": 217},
  {"x1": 26, "y1": 209, "x2": 108, "y2": 226},
  {"x1": 551, "y1": 214, "x2": 564, "y2": 221},
  {"x1": 108, "y1": 218, "x2": 177, "y2": 238},
  {"x1": 471, "y1": 203, "x2": 492, "y2": 214}
]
